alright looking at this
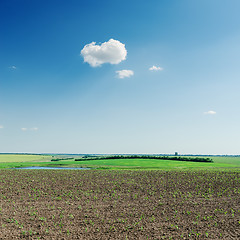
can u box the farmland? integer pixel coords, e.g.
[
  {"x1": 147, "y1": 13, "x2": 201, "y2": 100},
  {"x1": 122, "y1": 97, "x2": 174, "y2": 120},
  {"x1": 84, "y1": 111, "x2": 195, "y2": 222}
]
[
  {"x1": 0, "y1": 170, "x2": 239, "y2": 239},
  {"x1": 0, "y1": 154, "x2": 51, "y2": 163},
  {"x1": 0, "y1": 154, "x2": 240, "y2": 239},
  {"x1": 1, "y1": 154, "x2": 240, "y2": 170}
]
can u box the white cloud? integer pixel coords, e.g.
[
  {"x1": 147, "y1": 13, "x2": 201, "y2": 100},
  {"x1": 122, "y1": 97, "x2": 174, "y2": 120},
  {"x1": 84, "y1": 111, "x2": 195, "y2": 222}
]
[
  {"x1": 21, "y1": 127, "x2": 38, "y2": 131},
  {"x1": 149, "y1": 65, "x2": 163, "y2": 71},
  {"x1": 116, "y1": 70, "x2": 134, "y2": 79},
  {"x1": 0, "y1": 125, "x2": 3, "y2": 129},
  {"x1": 204, "y1": 110, "x2": 216, "y2": 115},
  {"x1": 9, "y1": 66, "x2": 17, "y2": 70},
  {"x1": 81, "y1": 39, "x2": 127, "y2": 67}
]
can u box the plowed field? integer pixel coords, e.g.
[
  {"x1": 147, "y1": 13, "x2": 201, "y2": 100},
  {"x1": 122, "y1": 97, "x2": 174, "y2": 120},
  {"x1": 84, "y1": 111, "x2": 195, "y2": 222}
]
[{"x1": 0, "y1": 170, "x2": 239, "y2": 239}]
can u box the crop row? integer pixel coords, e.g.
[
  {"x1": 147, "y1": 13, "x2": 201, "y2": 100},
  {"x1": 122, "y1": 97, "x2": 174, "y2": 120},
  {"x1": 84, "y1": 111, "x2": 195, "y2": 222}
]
[{"x1": 0, "y1": 170, "x2": 239, "y2": 239}]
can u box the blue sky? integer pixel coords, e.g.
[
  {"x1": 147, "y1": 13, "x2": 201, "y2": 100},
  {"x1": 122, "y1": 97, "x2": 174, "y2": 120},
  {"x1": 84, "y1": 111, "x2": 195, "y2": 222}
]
[{"x1": 1, "y1": 0, "x2": 240, "y2": 154}]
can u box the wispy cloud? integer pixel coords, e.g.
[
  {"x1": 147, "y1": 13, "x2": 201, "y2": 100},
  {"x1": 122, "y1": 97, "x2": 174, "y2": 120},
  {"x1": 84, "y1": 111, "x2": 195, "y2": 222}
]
[
  {"x1": 149, "y1": 65, "x2": 163, "y2": 71},
  {"x1": 116, "y1": 70, "x2": 134, "y2": 79},
  {"x1": 21, "y1": 127, "x2": 39, "y2": 131},
  {"x1": 204, "y1": 110, "x2": 216, "y2": 115},
  {"x1": 81, "y1": 39, "x2": 127, "y2": 67},
  {"x1": 0, "y1": 125, "x2": 3, "y2": 129},
  {"x1": 9, "y1": 65, "x2": 17, "y2": 70}
]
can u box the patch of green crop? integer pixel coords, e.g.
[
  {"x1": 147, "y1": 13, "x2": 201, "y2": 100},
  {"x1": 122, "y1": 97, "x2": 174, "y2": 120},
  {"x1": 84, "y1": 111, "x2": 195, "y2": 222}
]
[
  {"x1": 210, "y1": 156, "x2": 240, "y2": 166},
  {"x1": 72, "y1": 158, "x2": 240, "y2": 171}
]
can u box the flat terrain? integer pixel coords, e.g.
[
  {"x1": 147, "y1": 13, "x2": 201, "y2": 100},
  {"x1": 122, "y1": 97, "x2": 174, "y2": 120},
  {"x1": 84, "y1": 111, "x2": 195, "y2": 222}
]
[
  {"x1": 1, "y1": 154, "x2": 240, "y2": 171},
  {"x1": 0, "y1": 154, "x2": 51, "y2": 163},
  {"x1": 71, "y1": 157, "x2": 240, "y2": 170},
  {"x1": 0, "y1": 170, "x2": 239, "y2": 239}
]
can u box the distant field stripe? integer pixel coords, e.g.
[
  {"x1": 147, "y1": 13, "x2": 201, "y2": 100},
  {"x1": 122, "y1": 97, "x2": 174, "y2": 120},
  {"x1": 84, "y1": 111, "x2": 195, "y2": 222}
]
[{"x1": 0, "y1": 154, "x2": 51, "y2": 163}]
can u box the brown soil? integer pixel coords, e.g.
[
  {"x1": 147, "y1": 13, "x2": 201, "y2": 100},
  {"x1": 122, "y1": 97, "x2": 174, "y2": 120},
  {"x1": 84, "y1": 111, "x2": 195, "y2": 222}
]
[{"x1": 0, "y1": 170, "x2": 239, "y2": 239}]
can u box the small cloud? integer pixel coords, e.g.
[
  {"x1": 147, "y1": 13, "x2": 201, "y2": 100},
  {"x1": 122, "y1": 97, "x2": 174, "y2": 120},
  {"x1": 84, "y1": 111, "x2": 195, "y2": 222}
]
[
  {"x1": 116, "y1": 70, "x2": 134, "y2": 79},
  {"x1": 21, "y1": 127, "x2": 38, "y2": 131},
  {"x1": 81, "y1": 39, "x2": 127, "y2": 67},
  {"x1": 9, "y1": 66, "x2": 17, "y2": 70},
  {"x1": 204, "y1": 110, "x2": 216, "y2": 115},
  {"x1": 0, "y1": 125, "x2": 3, "y2": 129},
  {"x1": 149, "y1": 65, "x2": 163, "y2": 71}
]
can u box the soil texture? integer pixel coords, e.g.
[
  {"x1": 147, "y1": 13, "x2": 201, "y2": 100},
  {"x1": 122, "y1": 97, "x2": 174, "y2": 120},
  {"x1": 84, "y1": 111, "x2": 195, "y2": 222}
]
[{"x1": 0, "y1": 170, "x2": 239, "y2": 239}]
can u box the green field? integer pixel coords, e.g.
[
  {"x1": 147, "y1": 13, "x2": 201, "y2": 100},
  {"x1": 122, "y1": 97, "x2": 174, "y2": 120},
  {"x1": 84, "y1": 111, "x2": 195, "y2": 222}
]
[
  {"x1": 0, "y1": 154, "x2": 240, "y2": 170},
  {"x1": 211, "y1": 156, "x2": 240, "y2": 166},
  {"x1": 64, "y1": 157, "x2": 240, "y2": 170}
]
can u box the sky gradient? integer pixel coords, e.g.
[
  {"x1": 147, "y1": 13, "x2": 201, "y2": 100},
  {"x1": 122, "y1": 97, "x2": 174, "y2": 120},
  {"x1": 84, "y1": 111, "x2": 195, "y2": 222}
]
[{"x1": 1, "y1": 0, "x2": 240, "y2": 154}]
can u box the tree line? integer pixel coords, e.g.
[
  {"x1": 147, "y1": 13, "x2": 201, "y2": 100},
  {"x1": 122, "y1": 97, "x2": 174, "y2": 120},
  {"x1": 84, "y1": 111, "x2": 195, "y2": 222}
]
[{"x1": 75, "y1": 155, "x2": 213, "y2": 163}]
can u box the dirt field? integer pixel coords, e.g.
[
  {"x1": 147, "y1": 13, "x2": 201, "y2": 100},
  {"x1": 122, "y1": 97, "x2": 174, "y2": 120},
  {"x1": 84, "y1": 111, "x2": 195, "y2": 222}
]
[{"x1": 0, "y1": 170, "x2": 239, "y2": 239}]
